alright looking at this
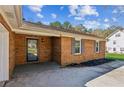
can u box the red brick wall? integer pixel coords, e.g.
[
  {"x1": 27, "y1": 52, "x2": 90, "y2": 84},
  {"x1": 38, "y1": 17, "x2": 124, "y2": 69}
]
[
  {"x1": 0, "y1": 14, "x2": 15, "y2": 77},
  {"x1": 15, "y1": 34, "x2": 52, "y2": 65},
  {"x1": 52, "y1": 37, "x2": 61, "y2": 64},
  {"x1": 93, "y1": 41, "x2": 106, "y2": 59},
  {"x1": 60, "y1": 37, "x2": 105, "y2": 66},
  {"x1": 9, "y1": 32, "x2": 15, "y2": 76},
  {"x1": 39, "y1": 36, "x2": 52, "y2": 62},
  {"x1": 83, "y1": 39, "x2": 94, "y2": 61}
]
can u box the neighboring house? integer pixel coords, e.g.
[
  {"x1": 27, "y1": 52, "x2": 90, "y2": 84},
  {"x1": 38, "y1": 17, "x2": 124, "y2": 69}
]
[
  {"x1": 106, "y1": 30, "x2": 124, "y2": 54},
  {"x1": 0, "y1": 6, "x2": 105, "y2": 82}
]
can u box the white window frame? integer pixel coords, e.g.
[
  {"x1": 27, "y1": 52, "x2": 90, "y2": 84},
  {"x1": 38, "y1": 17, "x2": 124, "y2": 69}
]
[
  {"x1": 115, "y1": 33, "x2": 121, "y2": 37},
  {"x1": 95, "y1": 41, "x2": 100, "y2": 53},
  {"x1": 113, "y1": 48, "x2": 116, "y2": 52},
  {"x1": 120, "y1": 48, "x2": 124, "y2": 51},
  {"x1": 74, "y1": 38, "x2": 81, "y2": 55},
  {"x1": 113, "y1": 40, "x2": 116, "y2": 45}
]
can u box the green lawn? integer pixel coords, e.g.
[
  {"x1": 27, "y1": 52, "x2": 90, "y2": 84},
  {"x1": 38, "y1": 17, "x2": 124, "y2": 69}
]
[{"x1": 106, "y1": 53, "x2": 124, "y2": 60}]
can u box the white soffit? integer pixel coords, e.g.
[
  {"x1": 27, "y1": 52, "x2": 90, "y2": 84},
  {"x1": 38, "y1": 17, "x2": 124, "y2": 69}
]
[
  {"x1": 0, "y1": 5, "x2": 18, "y2": 29},
  {"x1": 13, "y1": 29, "x2": 60, "y2": 37}
]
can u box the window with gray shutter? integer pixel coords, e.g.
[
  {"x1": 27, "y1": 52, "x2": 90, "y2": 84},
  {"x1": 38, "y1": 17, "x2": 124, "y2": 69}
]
[{"x1": 95, "y1": 41, "x2": 100, "y2": 53}]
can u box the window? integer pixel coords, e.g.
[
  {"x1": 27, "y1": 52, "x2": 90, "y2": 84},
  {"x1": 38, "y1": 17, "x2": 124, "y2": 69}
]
[
  {"x1": 107, "y1": 39, "x2": 109, "y2": 42},
  {"x1": 95, "y1": 41, "x2": 100, "y2": 53},
  {"x1": 115, "y1": 33, "x2": 120, "y2": 37},
  {"x1": 74, "y1": 39, "x2": 81, "y2": 54},
  {"x1": 113, "y1": 41, "x2": 116, "y2": 45},
  {"x1": 113, "y1": 48, "x2": 116, "y2": 51},
  {"x1": 108, "y1": 47, "x2": 112, "y2": 50},
  {"x1": 120, "y1": 48, "x2": 124, "y2": 51}
]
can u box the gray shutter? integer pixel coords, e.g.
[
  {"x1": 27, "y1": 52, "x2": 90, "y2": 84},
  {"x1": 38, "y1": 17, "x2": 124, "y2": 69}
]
[
  {"x1": 99, "y1": 41, "x2": 102, "y2": 52},
  {"x1": 71, "y1": 38, "x2": 75, "y2": 54},
  {"x1": 81, "y1": 39, "x2": 84, "y2": 54},
  {"x1": 94, "y1": 41, "x2": 96, "y2": 52}
]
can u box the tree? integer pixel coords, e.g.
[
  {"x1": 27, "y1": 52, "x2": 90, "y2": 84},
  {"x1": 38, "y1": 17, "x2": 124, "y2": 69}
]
[
  {"x1": 50, "y1": 21, "x2": 62, "y2": 27},
  {"x1": 36, "y1": 21, "x2": 42, "y2": 25},
  {"x1": 102, "y1": 25, "x2": 123, "y2": 38},
  {"x1": 91, "y1": 25, "x2": 124, "y2": 38},
  {"x1": 107, "y1": 25, "x2": 123, "y2": 31},
  {"x1": 92, "y1": 29, "x2": 103, "y2": 37},
  {"x1": 62, "y1": 21, "x2": 72, "y2": 29},
  {"x1": 79, "y1": 24, "x2": 87, "y2": 31},
  {"x1": 87, "y1": 28, "x2": 93, "y2": 33},
  {"x1": 23, "y1": 18, "x2": 26, "y2": 21},
  {"x1": 74, "y1": 24, "x2": 87, "y2": 32}
]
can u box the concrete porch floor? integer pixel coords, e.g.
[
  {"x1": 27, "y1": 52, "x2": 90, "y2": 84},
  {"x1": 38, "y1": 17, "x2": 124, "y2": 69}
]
[{"x1": 4, "y1": 60, "x2": 124, "y2": 87}]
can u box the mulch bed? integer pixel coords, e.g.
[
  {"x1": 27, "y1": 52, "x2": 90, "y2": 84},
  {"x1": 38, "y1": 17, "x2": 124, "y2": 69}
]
[{"x1": 67, "y1": 59, "x2": 115, "y2": 67}]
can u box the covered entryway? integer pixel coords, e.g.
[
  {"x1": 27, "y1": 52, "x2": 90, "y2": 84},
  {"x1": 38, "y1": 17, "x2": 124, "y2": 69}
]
[{"x1": 0, "y1": 23, "x2": 9, "y2": 82}]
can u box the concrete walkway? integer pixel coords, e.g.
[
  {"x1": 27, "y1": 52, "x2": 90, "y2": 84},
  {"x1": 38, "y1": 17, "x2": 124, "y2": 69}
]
[
  {"x1": 4, "y1": 60, "x2": 124, "y2": 87},
  {"x1": 85, "y1": 66, "x2": 124, "y2": 87}
]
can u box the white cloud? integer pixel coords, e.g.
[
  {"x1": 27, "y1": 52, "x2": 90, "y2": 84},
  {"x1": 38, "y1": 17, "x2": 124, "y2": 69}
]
[
  {"x1": 69, "y1": 5, "x2": 78, "y2": 16},
  {"x1": 103, "y1": 24, "x2": 110, "y2": 28},
  {"x1": 104, "y1": 18, "x2": 109, "y2": 22},
  {"x1": 74, "y1": 17, "x2": 83, "y2": 20},
  {"x1": 117, "y1": 6, "x2": 124, "y2": 13},
  {"x1": 79, "y1": 5, "x2": 99, "y2": 17},
  {"x1": 112, "y1": 9, "x2": 118, "y2": 13},
  {"x1": 36, "y1": 13, "x2": 44, "y2": 18},
  {"x1": 28, "y1": 6, "x2": 44, "y2": 19},
  {"x1": 68, "y1": 14, "x2": 72, "y2": 17},
  {"x1": 83, "y1": 20, "x2": 100, "y2": 29},
  {"x1": 112, "y1": 6, "x2": 124, "y2": 14},
  {"x1": 28, "y1": 5, "x2": 43, "y2": 12},
  {"x1": 43, "y1": 21, "x2": 49, "y2": 25},
  {"x1": 51, "y1": 13, "x2": 57, "y2": 19},
  {"x1": 83, "y1": 20, "x2": 111, "y2": 29},
  {"x1": 68, "y1": 5, "x2": 99, "y2": 20},
  {"x1": 112, "y1": 17, "x2": 117, "y2": 22},
  {"x1": 60, "y1": 6, "x2": 64, "y2": 10}
]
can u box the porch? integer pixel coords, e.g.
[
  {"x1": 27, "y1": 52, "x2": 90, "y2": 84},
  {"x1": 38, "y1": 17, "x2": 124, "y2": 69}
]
[
  {"x1": 4, "y1": 60, "x2": 124, "y2": 87},
  {"x1": 15, "y1": 34, "x2": 61, "y2": 65}
]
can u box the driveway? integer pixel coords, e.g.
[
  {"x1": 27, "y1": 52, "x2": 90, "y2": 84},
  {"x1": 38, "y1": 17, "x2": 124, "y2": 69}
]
[{"x1": 4, "y1": 60, "x2": 124, "y2": 87}]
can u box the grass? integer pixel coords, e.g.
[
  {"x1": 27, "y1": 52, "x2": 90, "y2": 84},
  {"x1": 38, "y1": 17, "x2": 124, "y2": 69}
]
[
  {"x1": 106, "y1": 53, "x2": 124, "y2": 61},
  {"x1": 28, "y1": 48, "x2": 37, "y2": 54}
]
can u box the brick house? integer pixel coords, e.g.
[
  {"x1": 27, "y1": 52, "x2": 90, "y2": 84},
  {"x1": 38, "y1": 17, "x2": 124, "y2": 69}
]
[{"x1": 0, "y1": 6, "x2": 105, "y2": 82}]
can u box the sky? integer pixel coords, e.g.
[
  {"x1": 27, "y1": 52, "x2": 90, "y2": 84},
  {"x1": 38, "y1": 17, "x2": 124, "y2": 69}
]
[{"x1": 22, "y1": 5, "x2": 124, "y2": 30}]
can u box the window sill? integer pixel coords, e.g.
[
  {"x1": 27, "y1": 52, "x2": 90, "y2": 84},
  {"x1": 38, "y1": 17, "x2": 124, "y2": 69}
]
[
  {"x1": 74, "y1": 53, "x2": 82, "y2": 55},
  {"x1": 96, "y1": 51, "x2": 100, "y2": 53}
]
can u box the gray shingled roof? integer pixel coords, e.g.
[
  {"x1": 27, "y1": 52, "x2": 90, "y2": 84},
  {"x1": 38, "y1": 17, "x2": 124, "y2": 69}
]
[{"x1": 24, "y1": 21, "x2": 104, "y2": 39}]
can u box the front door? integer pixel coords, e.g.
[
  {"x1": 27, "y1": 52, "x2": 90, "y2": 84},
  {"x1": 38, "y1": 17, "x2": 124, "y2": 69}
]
[{"x1": 27, "y1": 39, "x2": 38, "y2": 62}]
